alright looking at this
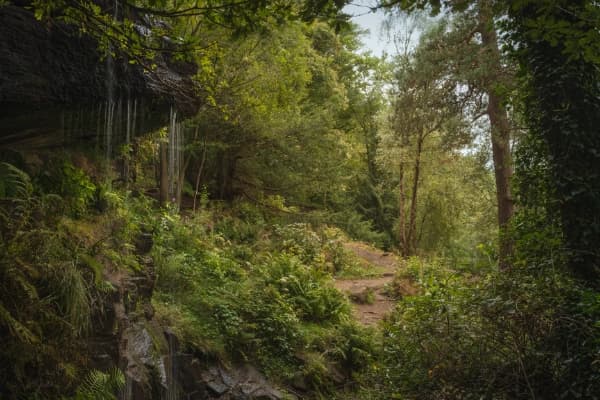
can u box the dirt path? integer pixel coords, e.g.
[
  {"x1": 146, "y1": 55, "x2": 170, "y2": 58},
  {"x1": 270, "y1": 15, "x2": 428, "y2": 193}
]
[{"x1": 334, "y1": 242, "x2": 416, "y2": 326}]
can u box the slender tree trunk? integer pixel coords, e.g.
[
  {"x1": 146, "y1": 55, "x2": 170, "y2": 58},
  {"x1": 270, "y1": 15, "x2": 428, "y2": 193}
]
[
  {"x1": 479, "y1": 4, "x2": 515, "y2": 269},
  {"x1": 487, "y1": 93, "x2": 514, "y2": 268},
  {"x1": 407, "y1": 135, "x2": 423, "y2": 256},
  {"x1": 398, "y1": 161, "x2": 408, "y2": 255},
  {"x1": 193, "y1": 137, "x2": 208, "y2": 212}
]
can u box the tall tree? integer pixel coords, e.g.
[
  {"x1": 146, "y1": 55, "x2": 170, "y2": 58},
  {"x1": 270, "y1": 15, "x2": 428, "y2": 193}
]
[
  {"x1": 380, "y1": 28, "x2": 470, "y2": 256},
  {"x1": 381, "y1": 0, "x2": 516, "y2": 267},
  {"x1": 477, "y1": 0, "x2": 514, "y2": 269}
]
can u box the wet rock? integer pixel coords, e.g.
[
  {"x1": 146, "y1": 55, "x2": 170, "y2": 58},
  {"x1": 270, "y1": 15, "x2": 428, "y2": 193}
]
[
  {"x1": 0, "y1": 4, "x2": 198, "y2": 110},
  {"x1": 134, "y1": 232, "x2": 154, "y2": 254},
  {"x1": 79, "y1": 232, "x2": 293, "y2": 400},
  {"x1": 176, "y1": 362, "x2": 295, "y2": 400},
  {"x1": 207, "y1": 378, "x2": 230, "y2": 396},
  {"x1": 291, "y1": 373, "x2": 309, "y2": 392}
]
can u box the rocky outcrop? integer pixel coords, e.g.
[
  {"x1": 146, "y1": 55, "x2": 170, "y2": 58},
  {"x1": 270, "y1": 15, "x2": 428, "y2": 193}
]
[
  {"x1": 177, "y1": 360, "x2": 297, "y2": 400},
  {"x1": 88, "y1": 231, "x2": 295, "y2": 400},
  {"x1": 0, "y1": 2, "x2": 199, "y2": 148},
  {"x1": 0, "y1": 3, "x2": 198, "y2": 110}
]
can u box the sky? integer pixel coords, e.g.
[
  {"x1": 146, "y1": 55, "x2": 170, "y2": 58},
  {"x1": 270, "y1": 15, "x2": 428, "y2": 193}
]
[{"x1": 343, "y1": 1, "x2": 396, "y2": 57}]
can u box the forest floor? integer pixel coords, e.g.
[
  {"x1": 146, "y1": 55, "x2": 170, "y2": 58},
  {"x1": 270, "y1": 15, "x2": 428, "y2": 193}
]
[{"x1": 334, "y1": 242, "x2": 417, "y2": 325}]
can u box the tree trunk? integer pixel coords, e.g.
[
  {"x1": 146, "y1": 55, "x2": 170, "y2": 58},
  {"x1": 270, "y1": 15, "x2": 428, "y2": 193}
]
[
  {"x1": 479, "y1": 3, "x2": 515, "y2": 269},
  {"x1": 407, "y1": 135, "x2": 423, "y2": 256},
  {"x1": 398, "y1": 160, "x2": 408, "y2": 256},
  {"x1": 487, "y1": 92, "x2": 514, "y2": 269},
  {"x1": 193, "y1": 137, "x2": 208, "y2": 212}
]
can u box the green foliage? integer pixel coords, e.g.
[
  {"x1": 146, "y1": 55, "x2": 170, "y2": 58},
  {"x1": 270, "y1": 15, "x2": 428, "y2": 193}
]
[
  {"x1": 507, "y1": 0, "x2": 600, "y2": 284},
  {"x1": 0, "y1": 163, "x2": 100, "y2": 397},
  {"x1": 36, "y1": 158, "x2": 96, "y2": 217},
  {"x1": 273, "y1": 223, "x2": 323, "y2": 264},
  {"x1": 332, "y1": 210, "x2": 391, "y2": 249},
  {"x1": 150, "y1": 205, "x2": 375, "y2": 392},
  {"x1": 71, "y1": 368, "x2": 125, "y2": 400},
  {"x1": 5, "y1": 2, "x2": 599, "y2": 400},
  {"x1": 372, "y1": 264, "x2": 600, "y2": 400},
  {"x1": 259, "y1": 254, "x2": 349, "y2": 322}
]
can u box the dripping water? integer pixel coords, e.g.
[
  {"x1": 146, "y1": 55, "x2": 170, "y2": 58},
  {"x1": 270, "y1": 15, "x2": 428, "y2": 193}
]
[
  {"x1": 119, "y1": 373, "x2": 133, "y2": 400},
  {"x1": 60, "y1": 110, "x2": 65, "y2": 145},
  {"x1": 168, "y1": 107, "x2": 176, "y2": 200},
  {"x1": 126, "y1": 99, "x2": 132, "y2": 145},
  {"x1": 167, "y1": 107, "x2": 184, "y2": 205},
  {"x1": 122, "y1": 98, "x2": 137, "y2": 184},
  {"x1": 132, "y1": 99, "x2": 137, "y2": 140},
  {"x1": 104, "y1": 0, "x2": 118, "y2": 166},
  {"x1": 96, "y1": 103, "x2": 103, "y2": 151},
  {"x1": 105, "y1": 100, "x2": 115, "y2": 162},
  {"x1": 124, "y1": 98, "x2": 138, "y2": 145},
  {"x1": 165, "y1": 333, "x2": 178, "y2": 400}
]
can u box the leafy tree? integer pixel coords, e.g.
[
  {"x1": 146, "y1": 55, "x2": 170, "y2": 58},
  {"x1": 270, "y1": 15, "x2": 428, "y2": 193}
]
[
  {"x1": 379, "y1": 23, "x2": 471, "y2": 256},
  {"x1": 380, "y1": 0, "x2": 516, "y2": 267},
  {"x1": 27, "y1": 0, "x2": 350, "y2": 63},
  {"x1": 339, "y1": 51, "x2": 396, "y2": 243}
]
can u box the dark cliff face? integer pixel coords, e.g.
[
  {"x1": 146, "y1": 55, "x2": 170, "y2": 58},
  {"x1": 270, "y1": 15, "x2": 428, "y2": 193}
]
[
  {"x1": 0, "y1": 3, "x2": 199, "y2": 148},
  {"x1": 0, "y1": 4, "x2": 148, "y2": 109}
]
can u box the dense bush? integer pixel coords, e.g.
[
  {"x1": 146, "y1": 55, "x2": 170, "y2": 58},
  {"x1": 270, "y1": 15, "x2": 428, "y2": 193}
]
[
  {"x1": 371, "y1": 261, "x2": 600, "y2": 400},
  {"x1": 0, "y1": 163, "x2": 106, "y2": 397},
  {"x1": 36, "y1": 158, "x2": 97, "y2": 217}
]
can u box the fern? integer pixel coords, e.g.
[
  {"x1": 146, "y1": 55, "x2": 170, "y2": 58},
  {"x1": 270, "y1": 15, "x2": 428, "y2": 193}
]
[
  {"x1": 0, "y1": 162, "x2": 33, "y2": 200},
  {"x1": 51, "y1": 260, "x2": 92, "y2": 335},
  {"x1": 0, "y1": 162, "x2": 35, "y2": 236},
  {"x1": 73, "y1": 368, "x2": 125, "y2": 400}
]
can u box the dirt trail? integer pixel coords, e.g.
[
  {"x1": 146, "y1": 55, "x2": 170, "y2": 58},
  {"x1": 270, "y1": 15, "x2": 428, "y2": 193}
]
[{"x1": 334, "y1": 242, "x2": 415, "y2": 326}]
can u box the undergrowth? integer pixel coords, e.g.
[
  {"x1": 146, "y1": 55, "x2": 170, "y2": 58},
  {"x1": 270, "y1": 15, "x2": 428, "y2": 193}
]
[
  {"x1": 3, "y1": 154, "x2": 599, "y2": 400},
  {"x1": 151, "y1": 207, "x2": 376, "y2": 393}
]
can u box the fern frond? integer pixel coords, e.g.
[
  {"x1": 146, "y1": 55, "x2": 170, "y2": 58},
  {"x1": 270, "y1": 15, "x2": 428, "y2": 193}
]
[
  {"x1": 75, "y1": 368, "x2": 125, "y2": 400},
  {"x1": 0, "y1": 206, "x2": 8, "y2": 225},
  {"x1": 8, "y1": 266, "x2": 39, "y2": 300},
  {"x1": 51, "y1": 261, "x2": 91, "y2": 335},
  {"x1": 0, "y1": 302, "x2": 39, "y2": 343},
  {"x1": 0, "y1": 162, "x2": 33, "y2": 200}
]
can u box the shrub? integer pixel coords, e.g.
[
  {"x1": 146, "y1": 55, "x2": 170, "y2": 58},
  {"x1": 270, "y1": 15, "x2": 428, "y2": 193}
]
[
  {"x1": 36, "y1": 158, "x2": 96, "y2": 217},
  {"x1": 260, "y1": 254, "x2": 350, "y2": 323},
  {"x1": 272, "y1": 223, "x2": 323, "y2": 264},
  {"x1": 377, "y1": 265, "x2": 600, "y2": 400}
]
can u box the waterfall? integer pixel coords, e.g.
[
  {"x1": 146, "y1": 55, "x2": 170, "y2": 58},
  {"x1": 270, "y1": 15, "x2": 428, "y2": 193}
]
[
  {"x1": 105, "y1": 100, "x2": 115, "y2": 161},
  {"x1": 165, "y1": 333, "x2": 178, "y2": 400},
  {"x1": 132, "y1": 99, "x2": 137, "y2": 140},
  {"x1": 119, "y1": 374, "x2": 133, "y2": 400},
  {"x1": 105, "y1": 41, "x2": 114, "y2": 161},
  {"x1": 126, "y1": 98, "x2": 137, "y2": 145},
  {"x1": 103, "y1": 0, "x2": 118, "y2": 163},
  {"x1": 96, "y1": 103, "x2": 103, "y2": 151},
  {"x1": 167, "y1": 107, "x2": 184, "y2": 204}
]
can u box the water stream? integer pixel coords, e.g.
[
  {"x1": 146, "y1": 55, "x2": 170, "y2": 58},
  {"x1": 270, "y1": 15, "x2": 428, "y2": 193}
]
[
  {"x1": 165, "y1": 333, "x2": 179, "y2": 400},
  {"x1": 167, "y1": 107, "x2": 184, "y2": 204},
  {"x1": 119, "y1": 373, "x2": 133, "y2": 400}
]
